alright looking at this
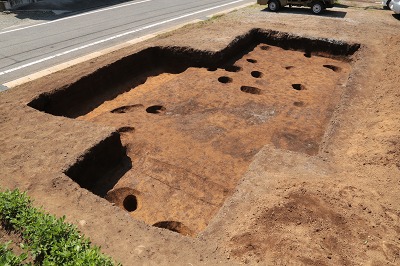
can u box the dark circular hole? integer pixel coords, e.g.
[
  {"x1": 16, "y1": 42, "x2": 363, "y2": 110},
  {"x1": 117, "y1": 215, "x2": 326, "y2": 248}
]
[
  {"x1": 123, "y1": 195, "x2": 137, "y2": 212},
  {"x1": 247, "y1": 58, "x2": 257, "y2": 63},
  {"x1": 153, "y1": 221, "x2": 193, "y2": 236},
  {"x1": 251, "y1": 71, "x2": 263, "y2": 78},
  {"x1": 224, "y1": 65, "x2": 242, "y2": 72},
  {"x1": 218, "y1": 76, "x2": 233, "y2": 84},
  {"x1": 240, "y1": 86, "x2": 261, "y2": 95},
  {"x1": 323, "y1": 64, "x2": 341, "y2": 72},
  {"x1": 304, "y1": 52, "x2": 312, "y2": 58},
  {"x1": 260, "y1": 45, "x2": 270, "y2": 50},
  {"x1": 207, "y1": 67, "x2": 217, "y2": 71},
  {"x1": 293, "y1": 101, "x2": 305, "y2": 107},
  {"x1": 111, "y1": 106, "x2": 127, "y2": 114},
  {"x1": 285, "y1": 66, "x2": 294, "y2": 70},
  {"x1": 117, "y1": 126, "x2": 135, "y2": 133},
  {"x1": 292, "y1": 84, "x2": 306, "y2": 91},
  {"x1": 146, "y1": 105, "x2": 166, "y2": 114},
  {"x1": 111, "y1": 104, "x2": 143, "y2": 114}
]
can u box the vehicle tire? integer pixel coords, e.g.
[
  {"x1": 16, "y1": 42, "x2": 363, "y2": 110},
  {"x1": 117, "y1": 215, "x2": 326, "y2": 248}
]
[
  {"x1": 385, "y1": 0, "x2": 391, "y2": 9},
  {"x1": 311, "y1": 2, "x2": 324, "y2": 14},
  {"x1": 268, "y1": 0, "x2": 280, "y2": 12}
]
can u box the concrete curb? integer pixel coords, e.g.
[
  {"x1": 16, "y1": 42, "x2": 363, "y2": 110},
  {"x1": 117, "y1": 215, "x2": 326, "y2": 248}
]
[
  {"x1": 4, "y1": 18, "x2": 201, "y2": 88},
  {"x1": 206, "y1": 2, "x2": 256, "y2": 18},
  {"x1": 4, "y1": 2, "x2": 255, "y2": 89}
]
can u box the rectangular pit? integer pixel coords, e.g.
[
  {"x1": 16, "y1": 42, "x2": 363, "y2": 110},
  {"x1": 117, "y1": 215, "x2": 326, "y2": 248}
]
[{"x1": 28, "y1": 29, "x2": 359, "y2": 236}]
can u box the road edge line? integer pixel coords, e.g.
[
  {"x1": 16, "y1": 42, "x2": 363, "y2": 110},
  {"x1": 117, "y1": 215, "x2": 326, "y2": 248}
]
[
  {"x1": 4, "y1": 19, "x2": 202, "y2": 88},
  {"x1": 4, "y1": 2, "x2": 255, "y2": 88},
  {"x1": 206, "y1": 2, "x2": 255, "y2": 18}
]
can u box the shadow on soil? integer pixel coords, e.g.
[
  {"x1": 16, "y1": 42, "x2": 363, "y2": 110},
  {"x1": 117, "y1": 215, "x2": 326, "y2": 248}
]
[
  {"x1": 334, "y1": 3, "x2": 350, "y2": 8},
  {"x1": 393, "y1": 13, "x2": 400, "y2": 20},
  {"x1": 65, "y1": 132, "x2": 132, "y2": 197},
  {"x1": 261, "y1": 7, "x2": 347, "y2": 18},
  {"x1": 27, "y1": 28, "x2": 361, "y2": 235},
  {"x1": 28, "y1": 28, "x2": 360, "y2": 118},
  {"x1": 29, "y1": 29, "x2": 360, "y2": 219}
]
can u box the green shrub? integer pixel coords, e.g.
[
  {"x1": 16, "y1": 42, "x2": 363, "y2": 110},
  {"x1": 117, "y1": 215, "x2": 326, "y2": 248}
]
[
  {"x1": 0, "y1": 241, "x2": 28, "y2": 266},
  {"x1": 0, "y1": 189, "x2": 119, "y2": 265}
]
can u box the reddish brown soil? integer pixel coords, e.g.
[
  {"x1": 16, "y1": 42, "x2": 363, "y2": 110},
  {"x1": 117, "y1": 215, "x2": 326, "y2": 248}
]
[
  {"x1": 0, "y1": 1, "x2": 399, "y2": 265},
  {"x1": 78, "y1": 45, "x2": 351, "y2": 234}
]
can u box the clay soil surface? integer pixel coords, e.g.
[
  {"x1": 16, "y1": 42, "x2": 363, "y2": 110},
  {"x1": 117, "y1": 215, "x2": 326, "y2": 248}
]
[
  {"x1": 78, "y1": 45, "x2": 351, "y2": 235},
  {"x1": 0, "y1": 1, "x2": 399, "y2": 265}
]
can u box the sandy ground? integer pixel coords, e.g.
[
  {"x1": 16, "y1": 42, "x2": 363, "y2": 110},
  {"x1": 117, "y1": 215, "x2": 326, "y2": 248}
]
[{"x1": 0, "y1": 1, "x2": 399, "y2": 265}]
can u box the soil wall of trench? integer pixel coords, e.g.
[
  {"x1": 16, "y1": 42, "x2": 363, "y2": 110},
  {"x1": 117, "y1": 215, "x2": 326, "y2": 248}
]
[{"x1": 26, "y1": 28, "x2": 360, "y2": 235}]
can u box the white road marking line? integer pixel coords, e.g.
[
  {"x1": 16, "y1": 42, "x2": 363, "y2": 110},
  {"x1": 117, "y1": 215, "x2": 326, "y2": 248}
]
[
  {"x1": 0, "y1": 0, "x2": 246, "y2": 77},
  {"x1": 4, "y1": 19, "x2": 204, "y2": 88},
  {"x1": 0, "y1": 0, "x2": 152, "y2": 35}
]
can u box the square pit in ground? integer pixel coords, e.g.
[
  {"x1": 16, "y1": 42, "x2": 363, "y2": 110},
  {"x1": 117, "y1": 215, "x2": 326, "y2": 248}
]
[{"x1": 28, "y1": 29, "x2": 359, "y2": 236}]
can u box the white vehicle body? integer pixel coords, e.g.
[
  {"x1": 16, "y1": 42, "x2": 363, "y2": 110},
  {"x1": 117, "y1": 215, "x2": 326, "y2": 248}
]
[
  {"x1": 266, "y1": 0, "x2": 335, "y2": 14},
  {"x1": 389, "y1": 0, "x2": 400, "y2": 13}
]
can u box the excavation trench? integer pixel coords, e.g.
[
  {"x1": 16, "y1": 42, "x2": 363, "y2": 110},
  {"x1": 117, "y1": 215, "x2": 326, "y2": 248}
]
[{"x1": 29, "y1": 29, "x2": 359, "y2": 236}]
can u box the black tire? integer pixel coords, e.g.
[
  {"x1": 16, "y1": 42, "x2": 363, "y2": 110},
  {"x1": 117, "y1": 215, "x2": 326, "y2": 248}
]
[
  {"x1": 385, "y1": 0, "x2": 392, "y2": 9},
  {"x1": 268, "y1": 0, "x2": 281, "y2": 12},
  {"x1": 311, "y1": 2, "x2": 324, "y2": 14}
]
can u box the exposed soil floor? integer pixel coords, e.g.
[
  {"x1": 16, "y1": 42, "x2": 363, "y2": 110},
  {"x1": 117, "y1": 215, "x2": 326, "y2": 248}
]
[
  {"x1": 0, "y1": 1, "x2": 399, "y2": 265},
  {"x1": 77, "y1": 45, "x2": 351, "y2": 235}
]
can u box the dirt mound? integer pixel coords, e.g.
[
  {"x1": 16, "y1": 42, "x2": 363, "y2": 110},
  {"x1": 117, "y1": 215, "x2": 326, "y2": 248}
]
[{"x1": 229, "y1": 185, "x2": 400, "y2": 265}]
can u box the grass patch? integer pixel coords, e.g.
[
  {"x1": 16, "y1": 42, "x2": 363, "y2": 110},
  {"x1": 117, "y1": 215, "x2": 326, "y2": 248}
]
[
  {"x1": 0, "y1": 241, "x2": 27, "y2": 265},
  {"x1": 0, "y1": 189, "x2": 120, "y2": 265},
  {"x1": 209, "y1": 13, "x2": 225, "y2": 21}
]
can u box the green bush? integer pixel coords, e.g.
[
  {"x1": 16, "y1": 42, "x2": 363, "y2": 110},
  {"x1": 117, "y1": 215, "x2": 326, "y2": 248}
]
[
  {"x1": 0, "y1": 241, "x2": 28, "y2": 266},
  {"x1": 0, "y1": 189, "x2": 119, "y2": 265}
]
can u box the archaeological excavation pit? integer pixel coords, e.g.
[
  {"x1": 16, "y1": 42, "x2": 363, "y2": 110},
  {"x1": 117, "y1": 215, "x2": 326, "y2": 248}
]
[{"x1": 28, "y1": 29, "x2": 359, "y2": 236}]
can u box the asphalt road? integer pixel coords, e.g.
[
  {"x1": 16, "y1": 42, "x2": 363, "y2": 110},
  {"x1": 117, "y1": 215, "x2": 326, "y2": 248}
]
[{"x1": 0, "y1": 0, "x2": 254, "y2": 86}]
